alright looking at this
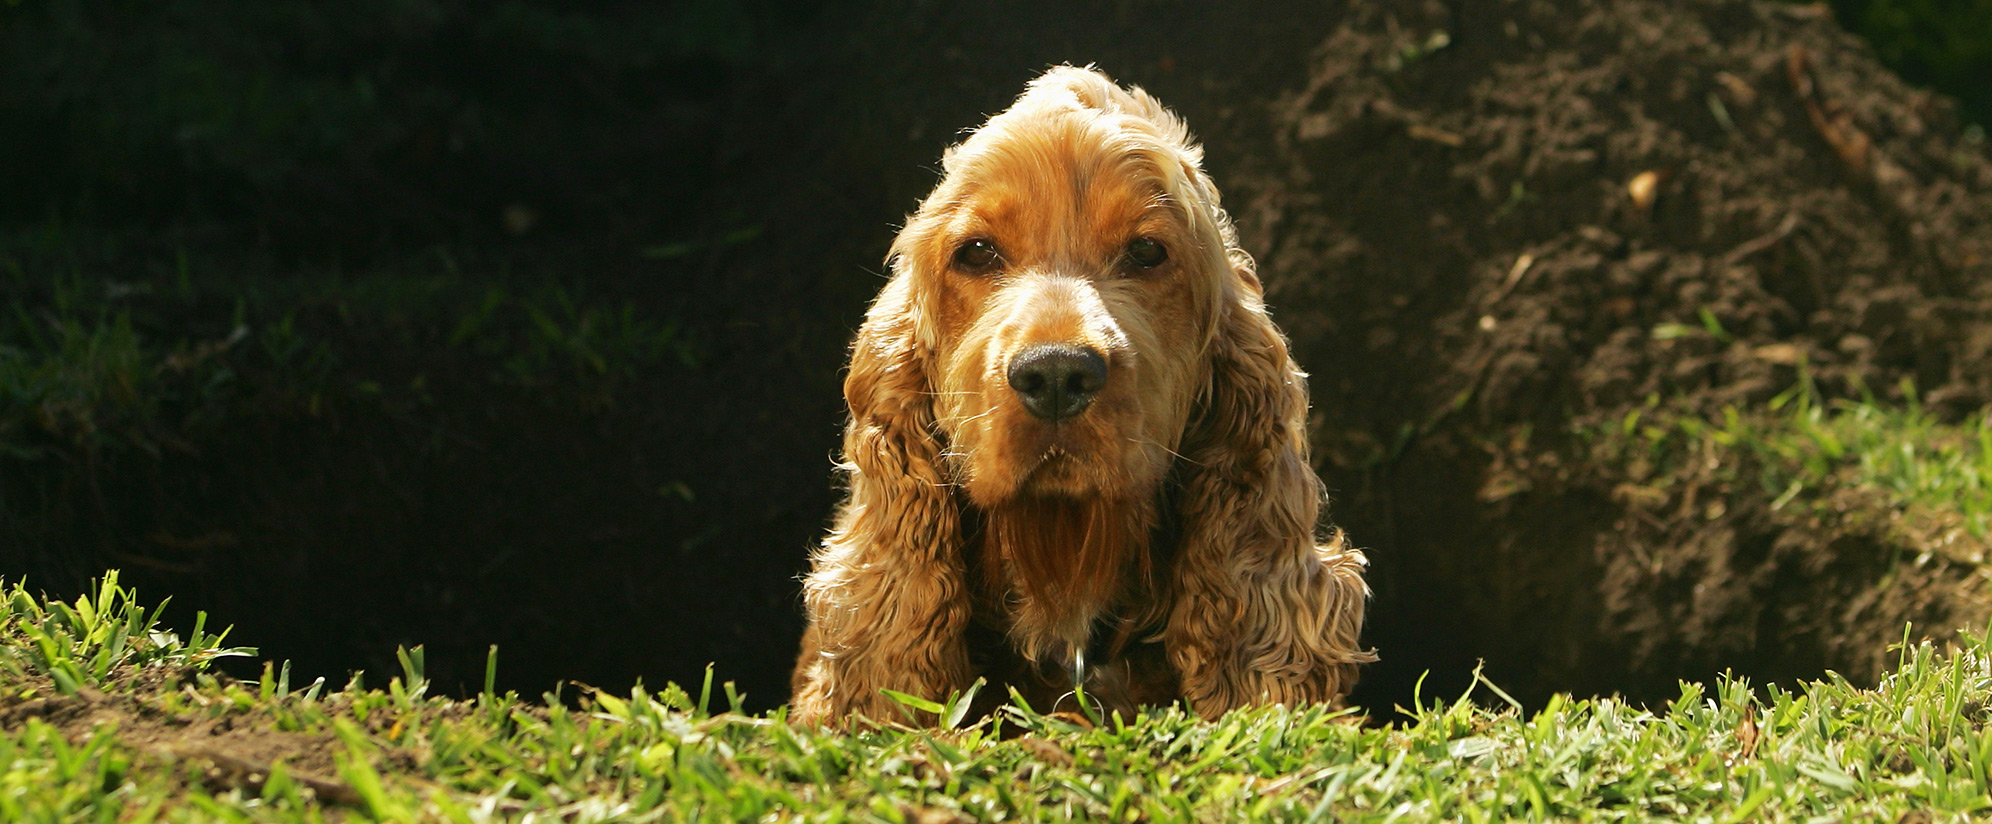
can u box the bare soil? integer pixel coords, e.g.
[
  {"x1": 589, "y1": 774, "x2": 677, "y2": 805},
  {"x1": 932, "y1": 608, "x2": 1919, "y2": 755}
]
[
  {"x1": 1231, "y1": 0, "x2": 1992, "y2": 707},
  {"x1": 0, "y1": 671, "x2": 361, "y2": 807}
]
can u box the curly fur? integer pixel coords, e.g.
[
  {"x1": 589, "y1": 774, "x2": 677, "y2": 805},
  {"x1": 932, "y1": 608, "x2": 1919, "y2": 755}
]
[{"x1": 791, "y1": 66, "x2": 1374, "y2": 725}]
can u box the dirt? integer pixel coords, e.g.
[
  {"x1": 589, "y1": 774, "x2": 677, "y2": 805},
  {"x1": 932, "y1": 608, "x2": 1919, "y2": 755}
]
[
  {"x1": 9, "y1": 0, "x2": 1992, "y2": 718},
  {"x1": 0, "y1": 671, "x2": 363, "y2": 807},
  {"x1": 1226, "y1": 0, "x2": 1992, "y2": 707}
]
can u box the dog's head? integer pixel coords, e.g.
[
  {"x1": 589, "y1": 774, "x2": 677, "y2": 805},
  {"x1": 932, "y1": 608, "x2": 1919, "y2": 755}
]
[{"x1": 885, "y1": 66, "x2": 1249, "y2": 510}]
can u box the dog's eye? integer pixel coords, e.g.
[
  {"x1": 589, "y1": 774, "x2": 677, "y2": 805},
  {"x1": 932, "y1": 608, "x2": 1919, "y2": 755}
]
[
  {"x1": 1125, "y1": 237, "x2": 1169, "y2": 269},
  {"x1": 953, "y1": 239, "x2": 1001, "y2": 273}
]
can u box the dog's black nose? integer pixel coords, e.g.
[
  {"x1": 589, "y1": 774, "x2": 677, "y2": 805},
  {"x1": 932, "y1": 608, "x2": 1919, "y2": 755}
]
[{"x1": 1008, "y1": 344, "x2": 1108, "y2": 421}]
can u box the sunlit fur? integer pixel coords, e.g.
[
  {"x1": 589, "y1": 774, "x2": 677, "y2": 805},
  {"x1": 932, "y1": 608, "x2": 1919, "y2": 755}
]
[{"x1": 791, "y1": 66, "x2": 1374, "y2": 725}]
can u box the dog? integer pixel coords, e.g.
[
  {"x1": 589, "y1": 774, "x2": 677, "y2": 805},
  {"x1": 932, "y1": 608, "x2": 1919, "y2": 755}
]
[{"x1": 791, "y1": 66, "x2": 1372, "y2": 725}]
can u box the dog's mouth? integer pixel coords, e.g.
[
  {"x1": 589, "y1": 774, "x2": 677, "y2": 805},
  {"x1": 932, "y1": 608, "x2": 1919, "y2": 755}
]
[
  {"x1": 1016, "y1": 445, "x2": 1098, "y2": 496},
  {"x1": 1025, "y1": 444, "x2": 1072, "y2": 474}
]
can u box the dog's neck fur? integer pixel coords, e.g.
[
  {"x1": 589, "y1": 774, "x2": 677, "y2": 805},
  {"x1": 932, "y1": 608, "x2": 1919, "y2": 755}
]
[{"x1": 977, "y1": 494, "x2": 1155, "y2": 666}]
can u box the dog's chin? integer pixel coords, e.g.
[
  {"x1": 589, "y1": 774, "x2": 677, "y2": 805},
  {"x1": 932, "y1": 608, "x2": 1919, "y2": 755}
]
[
  {"x1": 965, "y1": 452, "x2": 1094, "y2": 507},
  {"x1": 1016, "y1": 451, "x2": 1100, "y2": 497},
  {"x1": 964, "y1": 446, "x2": 1153, "y2": 508}
]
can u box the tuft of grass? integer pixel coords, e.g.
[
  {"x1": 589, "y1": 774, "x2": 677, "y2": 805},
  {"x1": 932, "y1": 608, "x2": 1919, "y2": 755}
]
[
  {"x1": 1592, "y1": 371, "x2": 1992, "y2": 554},
  {"x1": 4, "y1": 573, "x2": 1992, "y2": 820},
  {"x1": 0, "y1": 308, "x2": 158, "y2": 458},
  {"x1": 0, "y1": 572, "x2": 252, "y2": 695},
  {"x1": 447, "y1": 283, "x2": 696, "y2": 400}
]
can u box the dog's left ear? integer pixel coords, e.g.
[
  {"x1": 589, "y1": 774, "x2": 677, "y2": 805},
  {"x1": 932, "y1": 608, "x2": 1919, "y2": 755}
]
[
  {"x1": 1164, "y1": 250, "x2": 1376, "y2": 715},
  {"x1": 790, "y1": 254, "x2": 974, "y2": 726}
]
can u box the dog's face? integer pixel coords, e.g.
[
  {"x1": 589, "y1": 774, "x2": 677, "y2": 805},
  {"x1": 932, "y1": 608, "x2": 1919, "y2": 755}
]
[{"x1": 889, "y1": 76, "x2": 1232, "y2": 509}]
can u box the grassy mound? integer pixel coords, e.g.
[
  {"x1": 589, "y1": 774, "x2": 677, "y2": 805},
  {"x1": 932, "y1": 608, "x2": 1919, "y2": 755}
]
[{"x1": 3, "y1": 572, "x2": 1990, "y2": 821}]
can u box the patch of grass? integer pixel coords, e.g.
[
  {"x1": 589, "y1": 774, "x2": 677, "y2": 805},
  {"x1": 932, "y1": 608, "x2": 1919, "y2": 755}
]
[
  {"x1": 447, "y1": 282, "x2": 697, "y2": 402},
  {"x1": 4, "y1": 572, "x2": 1992, "y2": 820},
  {"x1": 0, "y1": 272, "x2": 251, "y2": 462},
  {"x1": 0, "y1": 308, "x2": 158, "y2": 458},
  {"x1": 0, "y1": 232, "x2": 692, "y2": 468},
  {"x1": 1589, "y1": 371, "x2": 1992, "y2": 556},
  {"x1": 0, "y1": 572, "x2": 251, "y2": 694}
]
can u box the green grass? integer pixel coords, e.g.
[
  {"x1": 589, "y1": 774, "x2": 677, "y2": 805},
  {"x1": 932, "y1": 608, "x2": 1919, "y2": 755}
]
[
  {"x1": 1590, "y1": 372, "x2": 1992, "y2": 557},
  {"x1": 4, "y1": 572, "x2": 1992, "y2": 821},
  {"x1": 0, "y1": 236, "x2": 693, "y2": 469}
]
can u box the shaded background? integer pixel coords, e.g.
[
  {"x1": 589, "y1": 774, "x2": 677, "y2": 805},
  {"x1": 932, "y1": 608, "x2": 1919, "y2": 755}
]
[{"x1": 3, "y1": 0, "x2": 1990, "y2": 714}]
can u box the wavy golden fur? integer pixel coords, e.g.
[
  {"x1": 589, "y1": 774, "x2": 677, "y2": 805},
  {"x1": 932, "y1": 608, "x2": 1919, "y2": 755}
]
[{"x1": 791, "y1": 66, "x2": 1374, "y2": 725}]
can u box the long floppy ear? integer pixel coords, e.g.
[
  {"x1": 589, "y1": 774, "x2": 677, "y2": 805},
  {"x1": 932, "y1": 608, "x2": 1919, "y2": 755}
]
[
  {"x1": 1165, "y1": 250, "x2": 1376, "y2": 716},
  {"x1": 790, "y1": 267, "x2": 973, "y2": 725}
]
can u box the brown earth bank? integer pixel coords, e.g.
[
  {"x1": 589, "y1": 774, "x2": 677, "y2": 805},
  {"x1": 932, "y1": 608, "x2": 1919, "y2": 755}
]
[
  {"x1": 5, "y1": 0, "x2": 1991, "y2": 717},
  {"x1": 1238, "y1": 0, "x2": 1992, "y2": 708}
]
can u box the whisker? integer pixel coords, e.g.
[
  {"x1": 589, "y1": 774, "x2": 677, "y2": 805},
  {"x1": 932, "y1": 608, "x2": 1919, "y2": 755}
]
[
  {"x1": 1127, "y1": 437, "x2": 1202, "y2": 466},
  {"x1": 952, "y1": 407, "x2": 1001, "y2": 427}
]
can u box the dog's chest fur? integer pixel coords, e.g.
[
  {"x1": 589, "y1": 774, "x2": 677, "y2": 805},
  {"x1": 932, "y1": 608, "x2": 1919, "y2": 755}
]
[{"x1": 960, "y1": 489, "x2": 1183, "y2": 716}]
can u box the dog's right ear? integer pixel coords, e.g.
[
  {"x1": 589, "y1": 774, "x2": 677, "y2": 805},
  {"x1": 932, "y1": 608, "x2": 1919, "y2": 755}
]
[{"x1": 790, "y1": 255, "x2": 972, "y2": 726}]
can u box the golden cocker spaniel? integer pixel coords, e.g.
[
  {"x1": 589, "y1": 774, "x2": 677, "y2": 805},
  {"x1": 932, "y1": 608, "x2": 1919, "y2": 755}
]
[{"x1": 792, "y1": 66, "x2": 1373, "y2": 725}]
